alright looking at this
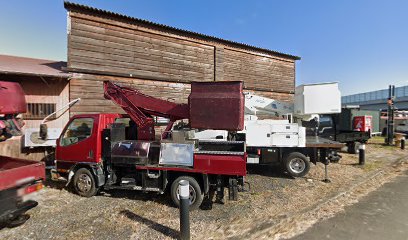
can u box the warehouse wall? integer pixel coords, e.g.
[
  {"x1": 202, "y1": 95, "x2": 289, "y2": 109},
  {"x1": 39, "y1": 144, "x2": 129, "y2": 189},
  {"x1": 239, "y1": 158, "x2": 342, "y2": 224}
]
[
  {"x1": 69, "y1": 73, "x2": 191, "y2": 114},
  {"x1": 66, "y1": 8, "x2": 296, "y2": 116},
  {"x1": 69, "y1": 73, "x2": 293, "y2": 115},
  {"x1": 223, "y1": 49, "x2": 295, "y2": 92}
]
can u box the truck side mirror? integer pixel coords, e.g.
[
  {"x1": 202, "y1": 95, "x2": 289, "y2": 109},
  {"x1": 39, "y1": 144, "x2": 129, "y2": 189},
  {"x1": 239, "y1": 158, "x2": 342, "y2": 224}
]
[{"x1": 39, "y1": 123, "x2": 47, "y2": 140}]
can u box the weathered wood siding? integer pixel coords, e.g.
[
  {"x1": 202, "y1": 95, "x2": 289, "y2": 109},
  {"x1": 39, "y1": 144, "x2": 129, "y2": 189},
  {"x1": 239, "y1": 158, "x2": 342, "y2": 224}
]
[
  {"x1": 20, "y1": 78, "x2": 70, "y2": 129},
  {"x1": 67, "y1": 8, "x2": 297, "y2": 115},
  {"x1": 69, "y1": 73, "x2": 293, "y2": 116},
  {"x1": 223, "y1": 49, "x2": 295, "y2": 92},
  {"x1": 68, "y1": 12, "x2": 214, "y2": 83},
  {"x1": 0, "y1": 77, "x2": 69, "y2": 161},
  {"x1": 70, "y1": 73, "x2": 191, "y2": 115},
  {"x1": 0, "y1": 138, "x2": 47, "y2": 161}
]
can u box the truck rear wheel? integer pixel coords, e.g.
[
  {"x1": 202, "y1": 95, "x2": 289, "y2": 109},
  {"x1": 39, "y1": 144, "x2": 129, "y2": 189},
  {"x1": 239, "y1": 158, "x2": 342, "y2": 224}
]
[
  {"x1": 284, "y1": 152, "x2": 310, "y2": 177},
  {"x1": 73, "y1": 168, "x2": 98, "y2": 197},
  {"x1": 7, "y1": 214, "x2": 30, "y2": 228},
  {"x1": 171, "y1": 176, "x2": 204, "y2": 211}
]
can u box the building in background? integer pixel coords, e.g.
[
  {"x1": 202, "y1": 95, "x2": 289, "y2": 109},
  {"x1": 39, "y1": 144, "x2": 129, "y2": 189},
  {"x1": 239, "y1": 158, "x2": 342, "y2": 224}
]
[
  {"x1": 0, "y1": 54, "x2": 69, "y2": 160},
  {"x1": 64, "y1": 2, "x2": 300, "y2": 123},
  {"x1": 342, "y1": 85, "x2": 408, "y2": 134},
  {"x1": 0, "y1": 2, "x2": 302, "y2": 161},
  {"x1": 342, "y1": 85, "x2": 408, "y2": 110}
]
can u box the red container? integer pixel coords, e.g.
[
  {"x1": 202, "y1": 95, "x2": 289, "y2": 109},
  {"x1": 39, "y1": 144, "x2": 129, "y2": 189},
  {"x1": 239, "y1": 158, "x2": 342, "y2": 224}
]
[
  {"x1": 189, "y1": 81, "x2": 244, "y2": 131},
  {"x1": 0, "y1": 81, "x2": 26, "y2": 114},
  {"x1": 353, "y1": 115, "x2": 373, "y2": 132}
]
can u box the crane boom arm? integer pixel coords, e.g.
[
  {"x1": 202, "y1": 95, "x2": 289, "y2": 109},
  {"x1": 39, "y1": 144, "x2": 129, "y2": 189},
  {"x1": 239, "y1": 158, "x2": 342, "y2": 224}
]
[
  {"x1": 103, "y1": 81, "x2": 189, "y2": 128},
  {"x1": 244, "y1": 93, "x2": 294, "y2": 117}
]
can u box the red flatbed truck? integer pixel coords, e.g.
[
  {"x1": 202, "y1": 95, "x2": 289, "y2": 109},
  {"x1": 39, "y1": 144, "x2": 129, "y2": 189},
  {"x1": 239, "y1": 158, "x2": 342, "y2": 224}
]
[
  {"x1": 51, "y1": 81, "x2": 247, "y2": 210},
  {"x1": 0, "y1": 81, "x2": 45, "y2": 227},
  {"x1": 0, "y1": 157, "x2": 44, "y2": 226}
]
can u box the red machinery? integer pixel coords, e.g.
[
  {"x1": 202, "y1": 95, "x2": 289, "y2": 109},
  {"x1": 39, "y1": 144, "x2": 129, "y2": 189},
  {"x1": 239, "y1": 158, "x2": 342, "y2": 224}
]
[
  {"x1": 0, "y1": 81, "x2": 45, "y2": 227},
  {"x1": 0, "y1": 81, "x2": 27, "y2": 141},
  {"x1": 103, "y1": 81, "x2": 245, "y2": 140},
  {"x1": 353, "y1": 115, "x2": 373, "y2": 133},
  {"x1": 53, "y1": 81, "x2": 246, "y2": 210}
]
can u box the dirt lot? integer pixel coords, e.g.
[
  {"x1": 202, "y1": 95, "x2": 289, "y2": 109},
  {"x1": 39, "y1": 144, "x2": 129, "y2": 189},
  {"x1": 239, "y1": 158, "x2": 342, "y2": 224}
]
[{"x1": 1, "y1": 138, "x2": 407, "y2": 240}]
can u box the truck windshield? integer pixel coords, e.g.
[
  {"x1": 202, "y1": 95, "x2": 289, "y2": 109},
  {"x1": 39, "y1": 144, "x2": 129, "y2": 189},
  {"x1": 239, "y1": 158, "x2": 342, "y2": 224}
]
[{"x1": 60, "y1": 118, "x2": 94, "y2": 146}]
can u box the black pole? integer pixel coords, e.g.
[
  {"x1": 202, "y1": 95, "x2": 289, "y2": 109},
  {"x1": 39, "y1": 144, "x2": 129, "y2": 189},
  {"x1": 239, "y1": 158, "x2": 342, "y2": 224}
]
[
  {"x1": 401, "y1": 138, "x2": 405, "y2": 150},
  {"x1": 179, "y1": 180, "x2": 190, "y2": 240},
  {"x1": 321, "y1": 149, "x2": 331, "y2": 183},
  {"x1": 387, "y1": 85, "x2": 395, "y2": 145},
  {"x1": 359, "y1": 143, "x2": 365, "y2": 165}
]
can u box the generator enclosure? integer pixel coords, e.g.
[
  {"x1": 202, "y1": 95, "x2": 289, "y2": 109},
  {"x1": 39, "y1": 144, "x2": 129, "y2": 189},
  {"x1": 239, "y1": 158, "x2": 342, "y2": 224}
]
[
  {"x1": 353, "y1": 115, "x2": 373, "y2": 132},
  {"x1": 243, "y1": 120, "x2": 306, "y2": 147},
  {"x1": 294, "y1": 82, "x2": 341, "y2": 115},
  {"x1": 336, "y1": 108, "x2": 380, "y2": 132},
  {"x1": 189, "y1": 81, "x2": 244, "y2": 131}
]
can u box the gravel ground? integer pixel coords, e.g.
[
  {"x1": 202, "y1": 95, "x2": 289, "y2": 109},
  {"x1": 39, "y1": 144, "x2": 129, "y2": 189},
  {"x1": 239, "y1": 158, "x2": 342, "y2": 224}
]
[{"x1": 1, "y1": 138, "x2": 407, "y2": 240}]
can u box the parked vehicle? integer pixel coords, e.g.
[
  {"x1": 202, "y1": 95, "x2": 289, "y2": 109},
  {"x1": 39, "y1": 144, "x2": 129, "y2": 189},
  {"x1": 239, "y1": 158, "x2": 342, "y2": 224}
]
[
  {"x1": 317, "y1": 108, "x2": 378, "y2": 154},
  {"x1": 0, "y1": 157, "x2": 45, "y2": 227},
  {"x1": 51, "y1": 81, "x2": 247, "y2": 210},
  {"x1": 195, "y1": 82, "x2": 344, "y2": 177},
  {"x1": 395, "y1": 120, "x2": 408, "y2": 134},
  {"x1": 0, "y1": 81, "x2": 45, "y2": 227}
]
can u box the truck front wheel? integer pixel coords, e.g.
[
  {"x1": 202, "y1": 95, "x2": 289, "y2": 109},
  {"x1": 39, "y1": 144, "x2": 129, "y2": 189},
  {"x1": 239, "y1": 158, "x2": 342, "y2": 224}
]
[
  {"x1": 72, "y1": 168, "x2": 98, "y2": 197},
  {"x1": 171, "y1": 176, "x2": 204, "y2": 210},
  {"x1": 284, "y1": 152, "x2": 310, "y2": 177}
]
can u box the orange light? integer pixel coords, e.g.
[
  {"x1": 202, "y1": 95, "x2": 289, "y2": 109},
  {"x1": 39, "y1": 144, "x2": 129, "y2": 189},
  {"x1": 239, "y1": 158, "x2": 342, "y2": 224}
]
[{"x1": 25, "y1": 182, "x2": 43, "y2": 194}]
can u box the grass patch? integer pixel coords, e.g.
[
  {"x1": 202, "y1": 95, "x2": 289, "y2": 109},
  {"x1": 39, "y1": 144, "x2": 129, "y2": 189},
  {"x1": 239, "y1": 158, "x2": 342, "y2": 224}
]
[
  {"x1": 362, "y1": 160, "x2": 384, "y2": 172},
  {"x1": 369, "y1": 136, "x2": 386, "y2": 144}
]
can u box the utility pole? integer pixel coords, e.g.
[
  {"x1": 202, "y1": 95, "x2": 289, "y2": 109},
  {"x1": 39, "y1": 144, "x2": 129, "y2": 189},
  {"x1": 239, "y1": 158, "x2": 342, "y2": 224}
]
[{"x1": 386, "y1": 85, "x2": 395, "y2": 145}]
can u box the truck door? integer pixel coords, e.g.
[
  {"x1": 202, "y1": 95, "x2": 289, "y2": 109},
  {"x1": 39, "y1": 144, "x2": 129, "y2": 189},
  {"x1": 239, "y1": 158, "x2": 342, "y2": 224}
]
[{"x1": 56, "y1": 116, "x2": 98, "y2": 165}]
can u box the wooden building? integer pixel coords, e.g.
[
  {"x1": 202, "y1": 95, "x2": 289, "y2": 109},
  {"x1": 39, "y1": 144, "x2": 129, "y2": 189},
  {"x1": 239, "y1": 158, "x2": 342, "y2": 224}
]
[
  {"x1": 0, "y1": 2, "x2": 301, "y2": 161},
  {"x1": 64, "y1": 2, "x2": 300, "y2": 118},
  {"x1": 0, "y1": 54, "x2": 69, "y2": 160}
]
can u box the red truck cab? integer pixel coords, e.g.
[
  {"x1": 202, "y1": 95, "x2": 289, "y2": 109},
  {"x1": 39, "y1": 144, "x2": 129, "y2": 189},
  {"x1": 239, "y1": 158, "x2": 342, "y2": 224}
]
[
  {"x1": 53, "y1": 113, "x2": 246, "y2": 210},
  {"x1": 55, "y1": 113, "x2": 121, "y2": 171}
]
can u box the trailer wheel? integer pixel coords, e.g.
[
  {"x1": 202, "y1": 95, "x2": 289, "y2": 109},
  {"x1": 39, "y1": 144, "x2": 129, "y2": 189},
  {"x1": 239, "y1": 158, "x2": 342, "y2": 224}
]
[
  {"x1": 73, "y1": 168, "x2": 98, "y2": 197},
  {"x1": 284, "y1": 152, "x2": 310, "y2": 177},
  {"x1": 347, "y1": 142, "x2": 360, "y2": 154},
  {"x1": 171, "y1": 176, "x2": 204, "y2": 211}
]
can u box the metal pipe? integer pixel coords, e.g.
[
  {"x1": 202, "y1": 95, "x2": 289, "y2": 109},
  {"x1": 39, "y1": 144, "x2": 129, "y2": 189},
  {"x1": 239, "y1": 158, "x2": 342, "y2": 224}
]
[
  {"x1": 323, "y1": 156, "x2": 331, "y2": 183},
  {"x1": 323, "y1": 164, "x2": 331, "y2": 183},
  {"x1": 41, "y1": 98, "x2": 81, "y2": 124},
  {"x1": 179, "y1": 180, "x2": 190, "y2": 240},
  {"x1": 359, "y1": 144, "x2": 366, "y2": 165}
]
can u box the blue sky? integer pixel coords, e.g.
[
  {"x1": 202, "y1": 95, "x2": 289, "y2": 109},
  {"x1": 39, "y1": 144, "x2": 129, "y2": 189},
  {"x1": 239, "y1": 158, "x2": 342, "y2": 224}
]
[{"x1": 0, "y1": 0, "x2": 407, "y2": 95}]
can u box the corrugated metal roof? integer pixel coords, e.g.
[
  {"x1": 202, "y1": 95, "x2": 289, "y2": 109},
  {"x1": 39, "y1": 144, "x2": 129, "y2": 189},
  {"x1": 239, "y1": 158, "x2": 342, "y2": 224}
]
[
  {"x1": 0, "y1": 54, "x2": 69, "y2": 78},
  {"x1": 64, "y1": 1, "x2": 301, "y2": 60}
]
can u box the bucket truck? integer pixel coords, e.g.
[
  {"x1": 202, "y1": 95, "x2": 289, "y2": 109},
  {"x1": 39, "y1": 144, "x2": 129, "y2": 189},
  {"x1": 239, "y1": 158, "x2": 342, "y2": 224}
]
[
  {"x1": 50, "y1": 81, "x2": 247, "y2": 210},
  {"x1": 194, "y1": 82, "x2": 344, "y2": 178},
  {"x1": 0, "y1": 81, "x2": 45, "y2": 227}
]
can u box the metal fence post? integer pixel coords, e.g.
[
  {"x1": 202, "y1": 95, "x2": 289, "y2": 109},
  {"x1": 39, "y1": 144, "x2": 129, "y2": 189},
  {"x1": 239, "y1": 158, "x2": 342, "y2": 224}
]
[
  {"x1": 359, "y1": 143, "x2": 365, "y2": 165},
  {"x1": 179, "y1": 180, "x2": 190, "y2": 240}
]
